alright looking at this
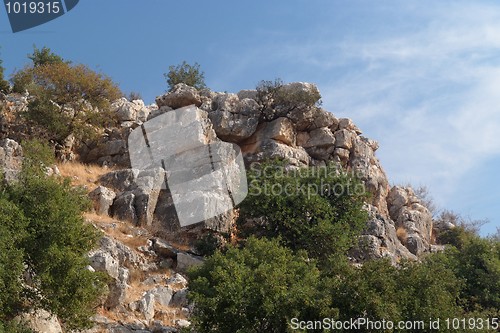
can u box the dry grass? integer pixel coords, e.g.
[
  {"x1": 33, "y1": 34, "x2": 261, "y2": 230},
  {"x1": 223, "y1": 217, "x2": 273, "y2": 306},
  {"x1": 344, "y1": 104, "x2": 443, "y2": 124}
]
[
  {"x1": 85, "y1": 212, "x2": 149, "y2": 250},
  {"x1": 58, "y1": 161, "x2": 113, "y2": 189},
  {"x1": 396, "y1": 227, "x2": 408, "y2": 244}
]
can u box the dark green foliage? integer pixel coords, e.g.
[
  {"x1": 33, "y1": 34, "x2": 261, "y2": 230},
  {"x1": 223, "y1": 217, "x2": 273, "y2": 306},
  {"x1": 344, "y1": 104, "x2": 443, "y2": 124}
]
[
  {"x1": 256, "y1": 78, "x2": 322, "y2": 120},
  {"x1": 0, "y1": 321, "x2": 33, "y2": 333},
  {"x1": 188, "y1": 237, "x2": 327, "y2": 333},
  {"x1": 0, "y1": 199, "x2": 28, "y2": 318},
  {"x1": 0, "y1": 156, "x2": 105, "y2": 329},
  {"x1": 164, "y1": 61, "x2": 206, "y2": 91},
  {"x1": 238, "y1": 161, "x2": 368, "y2": 262},
  {"x1": 0, "y1": 55, "x2": 10, "y2": 93},
  {"x1": 20, "y1": 138, "x2": 55, "y2": 176},
  {"x1": 447, "y1": 236, "x2": 500, "y2": 312},
  {"x1": 194, "y1": 233, "x2": 224, "y2": 257},
  {"x1": 28, "y1": 46, "x2": 65, "y2": 67}
]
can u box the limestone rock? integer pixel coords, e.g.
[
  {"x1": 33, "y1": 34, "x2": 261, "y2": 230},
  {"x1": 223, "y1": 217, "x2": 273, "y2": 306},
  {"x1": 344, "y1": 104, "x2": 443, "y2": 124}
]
[
  {"x1": 176, "y1": 252, "x2": 203, "y2": 272},
  {"x1": 112, "y1": 192, "x2": 137, "y2": 223},
  {"x1": 334, "y1": 129, "x2": 355, "y2": 150},
  {"x1": 100, "y1": 169, "x2": 140, "y2": 193},
  {"x1": 0, "y1": 138, "x2": 23, "y2": 184},
  {"x1": 17, "y1": 309, "x2": 62, "y2": 333},
  {"x1": 151, "y1": 286, "x2": 174, "y2": 306},
  {"x1": 88, "y1": 251, "x2": 119, "y2": 279},
  {"x1": 156, "y1": 83, "x2": 202, "y2": 109},
  {"x1": 152, "y1": 238, "x2": 178, "y2": 259},
  {"x1": 208, "y1": 96, "x2": 260, "y2": 142},
  {"x1": 89, "y1": 186, "x2": 116, "y2": 215},
  {"x1": 237, "y1": 89, "x2": 258, "y2": 100}
]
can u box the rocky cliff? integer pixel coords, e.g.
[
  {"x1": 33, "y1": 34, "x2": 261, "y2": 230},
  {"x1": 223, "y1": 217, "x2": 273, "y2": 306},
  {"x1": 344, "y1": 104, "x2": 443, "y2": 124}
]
[{"x1": 0, "y1": 83, "x2": 454, "y2": 332}]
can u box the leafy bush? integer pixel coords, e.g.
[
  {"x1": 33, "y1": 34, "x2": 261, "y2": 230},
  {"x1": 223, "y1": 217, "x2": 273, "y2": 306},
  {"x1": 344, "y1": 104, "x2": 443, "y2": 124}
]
[
  {"x1": 164, "y1": 61, "x2": 206, "y2": 91},
  {"x1": 0, "y1": 155, "x2": 106, "y2": 329},
  {"x1": 256, "y1": 78, "x2": 322, "y2": 120},
  {"x1": 11, "y1": 51, "x2": 122, "y2": 143},
  {"x1": 194, "y1": 232, "x2": 225, "y2": 257},
  {"x1": 0, "y1": 56, "x2": 9, "y2": 93},
  {"x1": 188, "y1": 237, "x2": 327, "y2": 333},
  {"x1": 238, "y1": 161, "x2": 368, "y2": 262},
  {"x1": 28, "y1": 46, "x2": 65, "y2": 67}
]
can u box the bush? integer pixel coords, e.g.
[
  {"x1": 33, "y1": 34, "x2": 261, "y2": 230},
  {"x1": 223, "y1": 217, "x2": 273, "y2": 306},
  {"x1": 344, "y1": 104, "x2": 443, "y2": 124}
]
[
  {"x1": 164, "y1": 61, "x2": 206, "y2": 91},
  {"x1": 11, "y1": 53, "x2": 122, "y2": 143},
  {"x1": 0, "y1": 56, "x2": 10, "y2": 93},
  {"x1": 238, "y1": 161, "x2": 368, "y2": 262},
  {"x1": 28, "y1": 46, "x2": 65, "y2": 67},
  {"x1": 0, "y1": 155, "x2": 106, "y2": 330},
  {"x1": 256, "y1": 79, "x2": 321, "y2": 120},
  {"x1": 188, "y1": 237, "x2": 327, "y2": 333},
  {"x1": 194, "y1": 232, "x2": 225, "y2": 257}
]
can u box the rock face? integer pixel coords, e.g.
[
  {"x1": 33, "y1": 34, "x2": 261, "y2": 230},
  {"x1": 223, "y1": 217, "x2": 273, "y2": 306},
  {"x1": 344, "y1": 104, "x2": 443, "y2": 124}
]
[
  {"x1": 0, "y1": 138, "x2": 23, "y2": 184},
  {"x1": 77, "y1": 82, "x2": 440, "y2": 263},
  {"x1": 17, "y1": 309, "x2": 63, "y2": 333},
  {"x1": 156, "y1": 83, "x2": 202, "y2": 109}
]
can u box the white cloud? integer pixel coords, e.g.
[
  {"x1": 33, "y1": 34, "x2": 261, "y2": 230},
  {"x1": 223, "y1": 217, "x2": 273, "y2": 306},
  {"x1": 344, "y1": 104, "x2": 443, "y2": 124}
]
[{"x1": 313, "y1": 3, "x2": 500, "y2": 212}]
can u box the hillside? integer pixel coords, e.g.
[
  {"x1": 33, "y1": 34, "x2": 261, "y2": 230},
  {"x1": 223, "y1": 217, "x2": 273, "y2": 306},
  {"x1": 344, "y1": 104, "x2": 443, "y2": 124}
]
[{"x1": 0, "y1": 78, "x2": 499, "y2": 332}]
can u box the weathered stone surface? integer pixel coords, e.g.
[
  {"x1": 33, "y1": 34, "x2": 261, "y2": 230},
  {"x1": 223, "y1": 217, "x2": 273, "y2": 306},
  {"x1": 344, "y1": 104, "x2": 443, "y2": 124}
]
[
  {"x1": 138, "y1": 292, "x2": 155, "y2": 322},
  {"x1": 338, "y1": 118, "x2": 362, "y2": 134},
  {"x1": 170, "y1": 288, "x2": 189, "y2": 307},
  {"x1": 88, "y1": 251, "x2": 119, "y2": 279},
  {"x1": 156, "y1": 83, "x2": 202, "y2": 109},
  {"x1": 151, "y1": 286, "x2": 174, "y2": 306},
  {"x1": 209, "y1": 108, "x2": 258, "y2": 142},
  {"x1": 112, "y1": 192, "x2": 137, "y2": 223},
  {"x1": 100, "y1": 169, "x2": 140, "y2": 192},
  {"x1": 89, "y1": 186, "x2": 116, "y2": 215},
  {"x1": 134, "y1": 168, "x2": 165, "y2": 226},
  {"x1": 176, "y1": 252, "x2": 204, "y2": 272},
  {"x1": 152, "y1": 238, "x2": 178, "y2": 259},
  {"x1": 303, "y1": 127, "x2": 335, "y2": 148},
  {"x1": 287, "y1": 106, "x2": 325, "y2": 131},
  {"x1": 167, "y1": 273, "x2": 188, "y2": 289},
  {"x1": 387, "y1": 186, "x2": 434, "y2": 255},
  {"x1": 17, "y1": 309, "x2": 62, "y2": 333},
  {"x1": 0, "y1": 138, "x2": 23, "y2": 184},
  {"x1": 334, "y1": 129, "x2": 355, "y2": 150},
  {"x1": 208, "y1": 96, "x2": 260, "y2": 142},
  {"x1": 99, "y1": 236, "x2": 145, "y2": 269},
  {"x1": 237, "y1": 89, "x2": 258, "y2": 100}
]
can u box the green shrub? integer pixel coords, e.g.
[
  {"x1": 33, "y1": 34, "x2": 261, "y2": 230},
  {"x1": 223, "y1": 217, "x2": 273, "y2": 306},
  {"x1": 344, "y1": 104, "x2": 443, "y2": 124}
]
[
  {"x1": 188, "y1": 237, "x2": 327, "y2": 333},
  {"x1": 164, "y1": 61, "x2": 206, "y2": 91},
  {"x1": 0, "y1": 56, "x2": 9, "y2": 93},
  {"x1": 28, "y1": 46, "x2": 65, "y2": 67},
  {"x1": 194, "y1": 232, "x2": 225, "y2": 257},
  {"x1": 0, "y1": 155, "x2": 106, "y2": 330},
  {"x1": 238, "y1": 161, "x2": 368, "y2": 262},
  {"x1": 256, "y1": 78, "x2": 322, "y2": 120}
]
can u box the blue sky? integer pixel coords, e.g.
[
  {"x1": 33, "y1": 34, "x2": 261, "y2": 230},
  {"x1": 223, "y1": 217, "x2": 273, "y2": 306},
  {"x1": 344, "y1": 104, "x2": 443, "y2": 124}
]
[{"x1": 1, "y1": 0, "x2": 500, "y2": 235}]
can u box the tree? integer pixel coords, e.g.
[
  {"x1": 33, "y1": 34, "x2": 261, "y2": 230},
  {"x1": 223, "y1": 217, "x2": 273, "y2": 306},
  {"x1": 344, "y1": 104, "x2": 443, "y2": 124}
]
[
  {"x1": 28, "y1": 46, "x2": 65, "y2": 67},
  {"x1": 188, "y1": 237, "x2": 327, "y2": 333},
  {"x1": 0, "y1": 54, "x2": 10, "y2": 93},
  {"x1": 238, "y1": 161, "x2": 368, "y2": 263},
  {"x1": 12, "y1": 60, "x2": 122, "y2": 143},
  {"x1": 0, "y1": 143, "x2": 106, "y2": 330},
  {"x1": 164, "y1": 61, "x2": 206, "y2": 91}
]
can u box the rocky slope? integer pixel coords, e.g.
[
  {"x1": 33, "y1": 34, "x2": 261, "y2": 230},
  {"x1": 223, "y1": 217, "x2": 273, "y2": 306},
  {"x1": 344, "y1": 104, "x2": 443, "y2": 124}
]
[{"x1": 0, "y1": 83, "x2": 454, "y2": 332}]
